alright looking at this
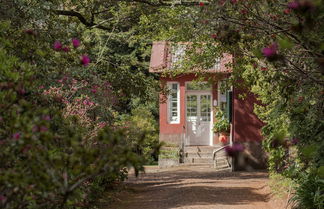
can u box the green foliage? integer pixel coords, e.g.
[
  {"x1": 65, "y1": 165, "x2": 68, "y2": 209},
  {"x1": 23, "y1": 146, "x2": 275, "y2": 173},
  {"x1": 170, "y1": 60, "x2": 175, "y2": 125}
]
[
  {"x1": 291, "y1": 173, "x2": 324, "y2": 209},
  {"x1": 143, "y1": 1, "x2": 324, "y2": 208},
  {"x1": 269, "y1": 173, "x2": 296, "y2": 198},
  {"x1": 213, "y1": 107, "x2": 230, "y2": 133},
  {"x1": 115, "y1": 104, "x2": 160, "y2": 165},
  {"x1": 0, "y1": 1, "x2": 162, "y2": 207}
]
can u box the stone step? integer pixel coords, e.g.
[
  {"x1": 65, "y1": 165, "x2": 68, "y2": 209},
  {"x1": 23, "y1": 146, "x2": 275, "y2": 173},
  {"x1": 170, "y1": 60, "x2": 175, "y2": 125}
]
[
  {"x1": 184, "y1": 146, "x2": 221, "y2": 153},
  {"x1": 181, "y1": 163, "x2": 214, "y2": 167},
  {"x1": 184, "y1": 157, "x2": 214, "y2": 164},
  {"x1": 215, "y1": 167, "x2": 232, "y2": 172},
  {"x1": 184, "y1": 152, "x2": 215, "y2": 158}
]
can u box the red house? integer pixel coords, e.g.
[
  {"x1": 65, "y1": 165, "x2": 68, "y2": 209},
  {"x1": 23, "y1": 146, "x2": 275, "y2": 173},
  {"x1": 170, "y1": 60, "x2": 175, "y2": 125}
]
[{"x1": 149, "y1": 41, "x2": 267, "y2": 170}]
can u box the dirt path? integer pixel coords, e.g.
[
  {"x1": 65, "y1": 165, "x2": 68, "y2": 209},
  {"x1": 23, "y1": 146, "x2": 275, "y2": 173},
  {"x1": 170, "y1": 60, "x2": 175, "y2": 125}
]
[{"x1": 105, "y1": 166, "x2": 287, "y2": 209}]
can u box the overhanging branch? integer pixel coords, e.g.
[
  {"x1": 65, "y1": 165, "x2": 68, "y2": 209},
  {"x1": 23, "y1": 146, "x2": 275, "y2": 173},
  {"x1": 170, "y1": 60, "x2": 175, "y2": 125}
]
[{"x1": 53, "y1": 9, "x2": 111, "y2": 31}]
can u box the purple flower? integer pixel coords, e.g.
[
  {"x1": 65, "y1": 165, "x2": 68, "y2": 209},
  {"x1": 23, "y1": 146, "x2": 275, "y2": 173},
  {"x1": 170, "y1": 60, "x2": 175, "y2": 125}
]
[
  {"x1": 62, "y1": 46, "x2": 70, "y2": 52},
  {"x1": 72, "y1": 38, "x2": 81, "y2": 48},
  {"x1": 53, "y1": 41, "x2": 62, "y2": 51},
  {"x1": 225, "y1": 143, "x2": 245, "y2": 157},
  {"x1": 12, "y1": 132, "x2": 21, "y2": 140},
  {"x1": 288, "y1": 1, "x2": 299, "y2": 9},
  {"x1": 262, "y1": 43, "x2": 278, "y2": 58},
  {"x1": 81, "y1": 55, "x2": 90, "y2": 66}
]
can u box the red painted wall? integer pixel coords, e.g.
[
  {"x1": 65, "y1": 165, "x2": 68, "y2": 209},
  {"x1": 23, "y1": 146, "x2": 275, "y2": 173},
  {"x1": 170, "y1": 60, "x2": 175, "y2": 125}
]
[{"x1": 232, "y1": 88, "x2": 264, "y2": 142}]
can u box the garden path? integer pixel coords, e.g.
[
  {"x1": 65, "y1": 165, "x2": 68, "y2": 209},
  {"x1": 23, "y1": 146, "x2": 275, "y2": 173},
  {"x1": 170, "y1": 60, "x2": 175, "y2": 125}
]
[{"x1": 104, "y1": 166, "x2": 288, "y2": 209}]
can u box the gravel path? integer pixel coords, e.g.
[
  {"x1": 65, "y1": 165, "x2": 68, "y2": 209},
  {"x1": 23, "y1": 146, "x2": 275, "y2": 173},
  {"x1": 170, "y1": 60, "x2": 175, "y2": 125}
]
[{"x1": 106, "y1": 166, "x2": 287, "y2": 209}]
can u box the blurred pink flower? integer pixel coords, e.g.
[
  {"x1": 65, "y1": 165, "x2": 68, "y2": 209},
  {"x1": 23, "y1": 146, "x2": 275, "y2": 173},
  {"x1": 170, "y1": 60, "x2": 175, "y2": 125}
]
[
  {"x1": 262, "y1": 43, "x2": 278, "y2": 58},
  {"x1": 0, "y1": 195, "x2": 7, "y2": 203},
  {"x1": 72, "y1": 38, "x2": 81, "y2": 48},
  {"x1": 53, "y1": 41, "x2": 62, "y2": 51},
  {"x1": 81, "y1": 55, "x2": 90, "y2": 66},
  {"x1": 42, "y1": 115, "x2": 51, "y2": 121},
  {"x1": 24, "y1": 29, "x2": 36, "y2": 36},
  {"x1": 288, "y1": 1, "x2": 299, "y2": 9},
  {"x1": 225, "y1": 144, "x2": 245, "y2": 157},
  {"x1": 13, "y1": 132, "x2": 21, "y2": 140},
  {"x1": 62, "y1": 46, "x2": 70, "y2": 52}
]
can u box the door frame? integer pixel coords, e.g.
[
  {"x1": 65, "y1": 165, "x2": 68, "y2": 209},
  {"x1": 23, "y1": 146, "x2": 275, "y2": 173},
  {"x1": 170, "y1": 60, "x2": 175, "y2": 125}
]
[{"x1": 185, "y1": 86, "x2": 213, "y2": 146}]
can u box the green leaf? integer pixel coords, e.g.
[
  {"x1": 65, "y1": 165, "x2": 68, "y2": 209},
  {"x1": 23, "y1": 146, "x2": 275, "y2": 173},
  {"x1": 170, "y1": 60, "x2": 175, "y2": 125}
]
[
  {"x1": 317, "y1": 166, "x2": 324, "y2": 179},
  {"x1": 253, "y1": 48, "x2": 263, "y2": 58},
  {"x1": 278, "y1": 38, "x2": 294, "y2": 49},
  {"x1": 301, "y1": 144, "x2": 317, "y2": 160}
]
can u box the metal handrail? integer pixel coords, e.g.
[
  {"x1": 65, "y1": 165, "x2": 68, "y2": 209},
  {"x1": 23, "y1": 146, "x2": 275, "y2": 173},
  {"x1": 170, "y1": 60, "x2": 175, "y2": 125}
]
[{"x1": 212, "y1": 145, "x2": 231, "y2": 169}]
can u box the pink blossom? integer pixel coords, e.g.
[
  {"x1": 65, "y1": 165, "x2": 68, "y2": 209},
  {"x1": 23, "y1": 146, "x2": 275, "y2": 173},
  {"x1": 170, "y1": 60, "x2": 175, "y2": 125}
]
[
  {"x1": 91, "y1": 88, "x2": 97, "y2": 93},
  {"x1": 284, "y1": 8, "x2": 291, "y2": 14},
  {"x1": 230, "y1": 0, "x2": 238, "y2": 4},
  {"x1": 0, "y1": 195, "x2": 7, "y2": 203},
  {"x1": 81, "y1": 55, "x2": 91, "y2": 66},
  {"x1": 72, "y1": 38, "x2": 81, "y2": 48},
  {"x1": 12, "y1": 132, "x2": 21, "y2": 140},
  {"x1": 18, "y1": 89, "x2": 26, "y2": 95},
  {"x1": 211, "y1": 34, "x2": 217, "y2": 39},
  {"x1": 262, "y1": 43, "x2": 278, "y2": 58},
  {"x1": 288, "y1": 1, "x2": 299, "y2": 9},
  {"x1": 39, "y1": 85, "x2": 44, "y2": 89},
  {"x1": 42, "y1": 115, "x2": 51, "y2": 121},
  {"x1": 98, "y1": 122, "x2": 106, "y2": 128},
  {"x1": 24, "y1": 29, "x2": 36, "y2": 36},
  {"x1": 62, "y1": 46, "x2": 70, "y2": 52},
  {"x1": 53, "y1": 41, "x2": 62, "y2": 51}
]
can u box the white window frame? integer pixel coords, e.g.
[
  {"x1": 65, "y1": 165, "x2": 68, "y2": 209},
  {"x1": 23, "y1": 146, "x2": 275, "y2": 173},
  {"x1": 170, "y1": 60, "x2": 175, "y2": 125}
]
[
  {"x1": 213, "y1": 57, "x2": 221, "y2": 70},
  {"x1": 167, "y1": 82, "x2": 180, "y2": 124},
  {"x1": 171, "y1": 44, "x2": 186, "y2": 69}
]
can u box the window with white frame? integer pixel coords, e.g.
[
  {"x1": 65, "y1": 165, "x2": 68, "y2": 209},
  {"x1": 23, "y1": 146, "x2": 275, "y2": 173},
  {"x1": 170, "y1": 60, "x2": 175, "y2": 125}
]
[
  {"x1": 167, "y1": 82, "x2": 180, "y2": 123},
  {"x1": 213, "y1": 57, "x2": 221, "y2": 70},
  {"x1": 171, "y1": 44, "x2": 186, "y2": 69}
]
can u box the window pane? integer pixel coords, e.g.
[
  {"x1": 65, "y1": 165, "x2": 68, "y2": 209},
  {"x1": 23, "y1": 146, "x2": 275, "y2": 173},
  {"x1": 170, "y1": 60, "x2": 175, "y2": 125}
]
[
  {"x1": 200, "y1": 95, "x2": 211, "y2": 121},
  {"x1": 168, "y1": 83, "x2": 179, "y2": 123}
]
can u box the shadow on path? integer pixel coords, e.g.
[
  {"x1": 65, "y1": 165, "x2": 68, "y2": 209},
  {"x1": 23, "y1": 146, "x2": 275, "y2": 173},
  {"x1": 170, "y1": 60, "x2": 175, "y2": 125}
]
[{"x1": 102, "y1": 168, "x2": 272, "y2": 209}]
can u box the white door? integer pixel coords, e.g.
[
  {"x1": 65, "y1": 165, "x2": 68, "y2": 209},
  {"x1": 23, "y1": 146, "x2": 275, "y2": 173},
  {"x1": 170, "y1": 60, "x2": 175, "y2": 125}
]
[{"x1": 186, "y1": 93, "x2": 212, "y2": 145}]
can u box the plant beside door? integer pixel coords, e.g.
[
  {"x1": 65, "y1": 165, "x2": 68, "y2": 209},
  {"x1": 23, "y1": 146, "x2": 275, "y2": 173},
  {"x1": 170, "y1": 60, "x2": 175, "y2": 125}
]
[{"x1": 213, "y1": 107, "x2": 230, "y2": 144}]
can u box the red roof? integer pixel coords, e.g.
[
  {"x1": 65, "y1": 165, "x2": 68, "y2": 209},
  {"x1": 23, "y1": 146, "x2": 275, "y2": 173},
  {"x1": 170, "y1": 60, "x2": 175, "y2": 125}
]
[{"x1": 149, "y1": 41, "x2": 233, "y2": 73}]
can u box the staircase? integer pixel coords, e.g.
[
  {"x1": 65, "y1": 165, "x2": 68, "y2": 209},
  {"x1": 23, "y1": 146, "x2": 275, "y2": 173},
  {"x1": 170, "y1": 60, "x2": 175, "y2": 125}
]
[{"x1": 183, "y1": 146, "x2": 232, "y2": 171}]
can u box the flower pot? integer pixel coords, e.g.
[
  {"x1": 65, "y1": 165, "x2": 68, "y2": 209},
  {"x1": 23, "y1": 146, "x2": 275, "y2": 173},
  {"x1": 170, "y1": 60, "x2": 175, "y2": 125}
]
[{"x1": 219, "y1": 132, "x2": 229, "y2": 144}]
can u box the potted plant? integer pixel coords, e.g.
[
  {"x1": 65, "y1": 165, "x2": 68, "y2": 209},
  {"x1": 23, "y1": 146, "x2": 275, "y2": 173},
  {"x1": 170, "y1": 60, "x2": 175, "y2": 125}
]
[{"x1": 213, "y1": 108, "x2": 230, "y2": 144}]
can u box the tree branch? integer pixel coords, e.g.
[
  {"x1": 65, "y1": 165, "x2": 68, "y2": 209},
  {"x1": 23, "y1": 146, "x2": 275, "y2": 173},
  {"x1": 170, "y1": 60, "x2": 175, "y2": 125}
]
[{"x1": 52, "y1": 9, "x2": 111, "y2": 31}]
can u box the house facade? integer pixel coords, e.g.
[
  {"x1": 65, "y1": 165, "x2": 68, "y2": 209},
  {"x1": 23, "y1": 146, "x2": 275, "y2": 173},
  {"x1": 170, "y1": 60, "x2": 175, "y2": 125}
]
[{"x1": 150, "y1": 41, "x2": 267, "y2": 170}]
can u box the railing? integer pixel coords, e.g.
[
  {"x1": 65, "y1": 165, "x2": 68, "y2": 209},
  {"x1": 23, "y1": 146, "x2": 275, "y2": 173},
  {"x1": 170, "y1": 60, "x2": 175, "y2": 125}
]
[{"x1": 212, "y1": 145, "x2": 231, "y2": 169}]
